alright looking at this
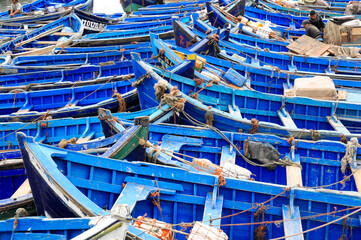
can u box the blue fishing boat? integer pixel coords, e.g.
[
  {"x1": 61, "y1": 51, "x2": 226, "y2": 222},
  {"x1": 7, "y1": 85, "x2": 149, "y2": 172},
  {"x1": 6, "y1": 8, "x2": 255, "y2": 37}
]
[
  {"x1": 73, "y1": 25, "x2": 175, "y2": 46},
  {"x1": 0, "y1": 105, "x2": 173, "y2": 154},
  {"x1": 0, "y1": 217, "x2": 94, "y2": 239},
  {"x1": 132, "y1": 5, "x2": 205, "y2": 15},
  {"x1": 252, "y1": 0, "x2": 347, "y2": 18},
  {"x1": 152, "y1": 33, "x2": 361, "y2": 101},
  {"x1": 105, "y1": 19, "x2": 174, "y2": 31},
  {"x1": 0, "y1": 116, "x2": 150, "y2": 221},
  {"x1": 100, "y1": 108, "x2": 361, "y2": 192},
  {"x1": 0, "y1": 13, "x2": 84, "y2": 56},
  {"x1": 0, "y1": 9, "x2": 74, "y2": 24},
  {"x1": 1, "y1": 104, "x2": 359, "y2": 192},
  {"x1": 0, "y1": 0, "x2": 91, "y2": 18},
  {"x1": 52, "y1": 42, "x2": 152, "y2": 54},
  {"x1": 0, "y1": 60, "x2": 140, "y2": 87},
  {"x1": 0, "y1": 76, "x2": 136, "y2": 122},
  {"x1": 192, "y1": 16, "x2": 289, "y2": 51},
  {"x1": 207, "y1": 1, "x2": 306, "y2": 39},
  {"x1": 4, "y1": 49, "x2": 153, "y2": 71},
  {"x1": 74, "y1": 8, "x2": 120, "y2": 33},
  {"x1": 137, "y1": 0, "x2": 207, "y2": 10},
  {"x1": 0, "y1": 165, "x2": 26, "y2": 200},
  {"x1": 121, "y1": 0, "x2": 162, "y2": 14},
  {"x1": 123, "y1": 12, "x2": 192, "y2": 22},
  {"x1": 174, "y1": 19, "x2": 361, "y2": 77},
  {"x1": 132, "y1": 53, "x2": 361, "y2": 141},
  {"x1": 0, "y1": 162, "x2": 35, "y2": 220},
  {"x1": 15, "y1": 132, "x2": 361, "y2": 239},
  {"x1": 0, "y1": 215, "x2": 157, "y2": 240}
]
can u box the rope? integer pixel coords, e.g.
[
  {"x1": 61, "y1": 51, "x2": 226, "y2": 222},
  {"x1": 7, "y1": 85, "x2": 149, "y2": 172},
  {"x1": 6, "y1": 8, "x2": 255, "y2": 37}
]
[
  {"x1": 151, "y1": 49, "x2": 164, "y2": 59},
  {"x1": 59, "y1": 137, "x2": 76, "y2": 148},
  {"x1": 249, "y1": 118, "x2": 259, "y2": 134},
  {"x1": 0, "y1": 113, "x2": 49, "y2": 142},
  {"x1": 12, "y1": 90, "x2": 19, "y2": 109},
  {"x1": 270, "y1": 207, "x2": 361, "y2": 240},
  {"x1": 73, "y1": 75, "x2": 117, "y2": 105},
  {"x1": 112, "y1": 91, "x2": 127, "y2": 112},
  {"x1": 157, "y1": 86, "x2": 186, "y2": 113},
  {"x1": 213, "y1": 205, "x2": 361, "y2": 228},
  {"x1": 186, "y1": 34, "x2": 198, "y2": 48},
  {"x1": 181, "y1": 109, "x2": 300, "y2": 169},
  {"x1": 310, "y1": 129, "x2": 321, "y2": 141},
  {"x1": 200, "y1": 187, "x2": 290, "y2": 224},
  {"x1": 341, "y1": 138, "x2": 361, "y2": 174}
]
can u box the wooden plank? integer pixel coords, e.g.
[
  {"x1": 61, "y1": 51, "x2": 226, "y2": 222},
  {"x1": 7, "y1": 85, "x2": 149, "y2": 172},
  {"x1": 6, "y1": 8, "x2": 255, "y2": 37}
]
[
  {"x1": 299, "y1": 39, "x2": 319, "y2": 55},
  {"x1": 287, "y1": 35, "x2": 330, "y2": 56},
  {"x1": 304, "y1": 41, "x2": 330, "y2": 56},
  {"x1": 76, "y1": 132, "x2": 95, "y2": 144},
  {"x1": 286, "y1": 154, "x2": 303, "y2": 187},
  {"x1": 15, "y1": 25, "x2": 63, "y2": 47},
  {"x1": 52, "y1": 32, "x2": 76, "y2": 36},
  {"x1": 11, "y1": 179, "x2": 31, "y2": 198},
  {"x1": 278, "y1": 107, "x2": 298, "y2": 129},
  {"x1": 35, "y1": 41, "x2": 61, "y2": 45},
  {"x1": 321, "y1": 51, "x2": 330, "y2": 56},
  {"x1": 327, "y1": 116, "x2": 351, "y2": 135},
  {"x1": 287, "y1": 35, "x2": 316, "y2": 55},
  {"x1": 352, "y1": 27, "x2": 361, "y2": 35},
  {"x1": 338, "y1": 90, "x2": 348, "y2": 100}
]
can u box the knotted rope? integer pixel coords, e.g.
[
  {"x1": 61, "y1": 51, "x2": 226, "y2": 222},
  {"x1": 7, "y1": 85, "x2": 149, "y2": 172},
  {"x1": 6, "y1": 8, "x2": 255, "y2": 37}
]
[
  {"x1": 112, "y1": 91, "x2": 126, "y2": 112},
  {"x1": 157, "y1": 86, "x2": 186, "y2": 113},
  {"x1": 59, "y1": 137, "x2": 76, "y2": 148},
  {"x1": 341, "y1": 137, "x2": 360, "y2": 174}
]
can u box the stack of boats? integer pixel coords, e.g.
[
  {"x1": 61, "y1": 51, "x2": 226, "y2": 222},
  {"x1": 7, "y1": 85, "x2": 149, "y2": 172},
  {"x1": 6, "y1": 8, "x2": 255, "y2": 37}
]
[{"x1": 1, "y1": 0, "x2": 361, "y2": 239}]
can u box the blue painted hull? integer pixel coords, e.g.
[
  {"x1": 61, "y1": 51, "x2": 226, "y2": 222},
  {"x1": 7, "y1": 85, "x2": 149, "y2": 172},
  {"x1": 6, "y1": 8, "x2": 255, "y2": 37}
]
[
  {"x1": 0, "y1": 77, "x2": 135, "y2": 122},
  {"x1": 0, "y1": 217, "x2": 93, "y2": 239},
  {"x1": 0, "y1": 60, "x2": 142, "y2": 87},
  {"x1": 0, "y1": 13, "x2": 84, "y2": 56},
  {"x1": 133, "y1": 56, "x2": 361, "y2": 141},
  {"x1": 0, "y1": 216, "x2": 155, "y2": 239},
  {"x1": 153, "y1": 34, "x2": 361, "y2": 98},
  {"x1": 73, "y1": 25, "x2": 177, "y2": 47},
  {"x1": 3, "y1": 49, "x2": 154, "y2": 74},
  {"x1": 254, "y1": 0, "x2": 351, "y2": 19},
  {"x1": 133, "y1": 5, "x2": 204, "y2": 15},
  {"x1": 206, "y1": 2, "x2": 305, "y2": 39},
  {"x1": 0, "y1": 168, "x2": 26, "y2": 199},
  {"x1": 0, "y1": 106, "x2": 166, "y2": 153},
  {"x1": 101, "y1": 113, "x2": 360, "y2": 192},
  {"x1": 121, "y1": 0, "x2": 163, "y2": 14},
  {"x1": 17, "y1": 133, "x2": 361, "y2": 239},
  {"x1": 74, "y1": 8, "x2": 118, "y2": 33},
  {"x1": 178, "y1": 19, "x2": 361, "y2": 81}
]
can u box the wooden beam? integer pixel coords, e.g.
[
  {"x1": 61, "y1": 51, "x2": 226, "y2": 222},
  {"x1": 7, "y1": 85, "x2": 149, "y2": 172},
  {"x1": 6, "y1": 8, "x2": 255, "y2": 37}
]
[
  {"x1": 11, "y1": 179, "x2": 31, "y2": 198},
  {"x1": 15, "y1": 25, "x2": 63, "y2": 47},
  {"x1": 52, "y1": 32, "x2": 76, "y2": 36}
]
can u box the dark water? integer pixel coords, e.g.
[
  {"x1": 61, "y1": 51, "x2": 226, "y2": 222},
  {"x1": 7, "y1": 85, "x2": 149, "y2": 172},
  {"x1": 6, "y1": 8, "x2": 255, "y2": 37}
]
[{"x1": 0, "y1": 0, "x2": 34, "y2": 12}]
